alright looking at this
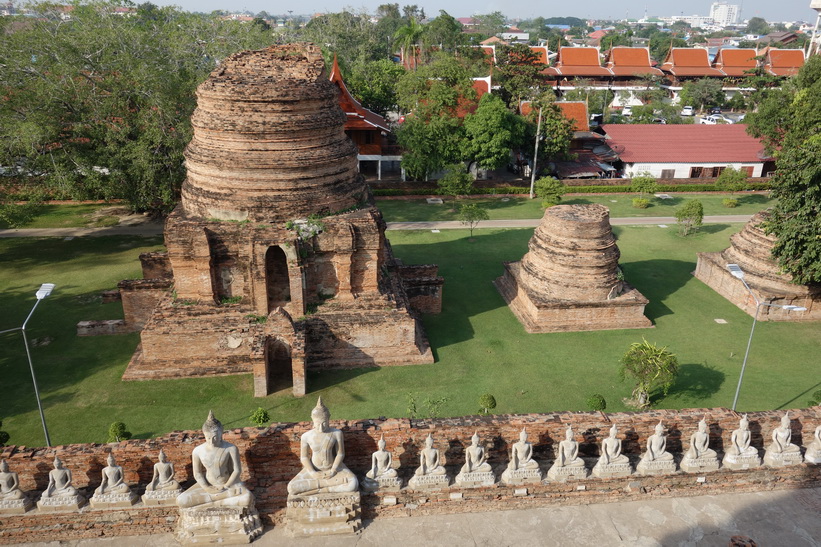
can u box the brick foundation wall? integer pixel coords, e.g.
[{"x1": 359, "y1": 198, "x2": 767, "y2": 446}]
[{"x1": 1, "y1": 406, "x2": 819, "y2": 544}]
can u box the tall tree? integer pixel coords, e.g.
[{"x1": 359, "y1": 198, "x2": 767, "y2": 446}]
[
  {"x1": 463, "y1": 94, "x2": 526, "y2": 170},
  {"x1": 394, "y1": 17, "x2": 425, "y2": 69},
  {"x1": 679, "y1": 78, "x2": 725, "y2": 111},
  {"x1": 423, "y1": 10, "x2": 463, "y2": 51},
  {"x1": 494, "y1": 44, "x2": 547, "y2": 109},
  {"x1": 745, "y1": 17, "x2": 770, "y2": 35}
]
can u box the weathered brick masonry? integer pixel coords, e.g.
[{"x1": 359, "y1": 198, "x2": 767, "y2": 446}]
[{"x1": 2, "y1": 406, "x2": 819, "y2": 544}]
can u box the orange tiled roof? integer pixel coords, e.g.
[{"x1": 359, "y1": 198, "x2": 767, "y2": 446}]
[
  {"x1": 765, "y1": 49, "x2": 804, "y2": 76},
  {"x1": 543, "y1": 47, "x2": 612, "y2": 77},
  {"x1": 712, "y1": 48, "x2": 757, "y2": 77},
  {"x1": 529, "y1": 46, "x2": 550, "y2": 65},
  {"x1": 660, "y1": 48, "x2": 724, "y2": 77},
  {"x1": 328, "y1": 55, "x2": 389, "y2": 132},
  {"x1": 557, "y1": 102, "x2": 589, "y2": 132},
  {"x1": 605, "y1": 47, "x2": 663, "y2": 76}
]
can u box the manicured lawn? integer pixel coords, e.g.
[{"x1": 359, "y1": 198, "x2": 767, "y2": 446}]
[
  {"x1": 1, "y1": 224, "x2": 818, "y2": 447},
  {"x1": 376, "y1": 193, "x2": 774, "y2": 222},
  {"x1": 0, "y1": 203, "x2": 115, "y2": 229}
]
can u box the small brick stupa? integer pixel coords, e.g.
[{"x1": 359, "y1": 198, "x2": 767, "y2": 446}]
[
  {"x1": 495, "y1": 204, "x2": 651, "y2": 332},
  {"x1": 695, "y1": 211, "x2": 820, "y2": 320},
  {"x1": 111, "y1": 44, "x2": 442, "y2": 396}
]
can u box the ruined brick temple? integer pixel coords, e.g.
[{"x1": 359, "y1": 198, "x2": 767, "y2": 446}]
[
  {"x1": 695, "y1": 211, "x2": 821, "y2": 320},
  {"x1": 495, "y1": 204, "x2": 652, "y2": 332},
  {"x1": 101, "y1": 44, "x2": 442, "y2": 396}
]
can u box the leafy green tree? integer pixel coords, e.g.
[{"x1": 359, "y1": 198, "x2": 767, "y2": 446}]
[
  {"x1": 478, "y1": 393, "x2": 497, "y2": 414},
  {"x1": 534, "y1": 176, "x2": 566, "y2": 207},
  {"x1": 495, "y1": 44, "x2": 548, "y2": 108},
  {"x1": 675, "y1": 199, "x2": 704, "y2": 236},
  {"x1": 526, "y1": 93, "x2": 575, "y2": 174},
  {"x1": 459, "y1": 203, "x2": 489, "y2": 238},
  {"x1": 680, "y1": 78, "x2": 725, "y2": 112},
  {"x1": 394, "y1": 16, "x2": 425, "y2": 69},
  {"x1": 586, "y1": 394, "x2": 607, "y2": 411},
  {"x1": 249, "y1": 407, "x2": 270, "y2": 427},
  {"x1": 398, "y1": 114, "x2": 464, "y2": 180},
  {"x1": 301, "y1": 10, "x2": 387, "y2": 67},
  {"x1": 0, "y1": 2, "x2": 272, "y2": 214},
  {"x1": 745, "y1": 17, "x2": 770, "y2": 35},
  {"x1": 437, "y1": 165, "x2": 474, "y2": 197},
  {"x1": 473, "y1": 11, "x2": 506, "y2": 38},
  {"x1": 463, "y1": 94, "x2": 527, "y2": 170},
  {"x1": 107, "y1": 421, "x2": 132, "y2": 442},
  {"x1": 630, "y1": 173, "x2": 658, "y2": 198},
  {"x1": 619, "y1": 339, "x2": 679, "y2": 408},
  {"x1": 345, "y1": 59, "x2": 406, "y2": 116},
  {"x1": 423, "y1": 10, "x2": 463, "y2": 51},
  {"x1": 649, "y1": 34, "x2": 687, "y2": 64},
  {"x1": 715, "y1": 166, "x2": 748, "y2": 194},
  {"x1": 600, "y1": 33, "x2": 632, "y2": 49}
]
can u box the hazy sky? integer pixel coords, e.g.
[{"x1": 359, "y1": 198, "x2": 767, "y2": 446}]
[{"x1": 149, "y1": 0, "x2": 817, "y2": 24}]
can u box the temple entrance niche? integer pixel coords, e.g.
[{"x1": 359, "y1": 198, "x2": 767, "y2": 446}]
[
  {"x1": 265, "y1": 246, "x2": 291, "y2": 312},
  {"x1": 265, "y1": 337, "x2": 293, "y2": 393}
]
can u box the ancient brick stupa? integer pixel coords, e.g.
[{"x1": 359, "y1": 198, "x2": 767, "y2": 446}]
[
  {"x1": 494, "y1": 204, "x2": 651, "y2": 332},
  {"x1": 695, "y1": 211, "x2": 820, "y2": 320},
  {"x1": 108, "y1": 44, "x2": 442, "y2": 396}
]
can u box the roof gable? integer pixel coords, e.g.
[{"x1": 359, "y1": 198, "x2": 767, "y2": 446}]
[{"x1": 328, "y1": 55, "x2": 389, "y2": 132}]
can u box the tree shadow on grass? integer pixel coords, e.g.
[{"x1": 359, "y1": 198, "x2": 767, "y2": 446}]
[
  {"x1": 620, "y1": 259, "x2": 695, "y2": 321},
  {"x1": 665, "y1": 362, "x2": 725, "y2": 402}
]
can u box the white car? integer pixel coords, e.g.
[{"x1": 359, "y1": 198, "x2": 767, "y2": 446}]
[
  {"x1": 700, "y1": 114, "x2": 732, "y2": 125},
  {"x1": 622, "y1": 106, "x2": 632, "y2": 117},
  {"x1": 680, "y1": 106, "x2": 695, "y2": 116}
]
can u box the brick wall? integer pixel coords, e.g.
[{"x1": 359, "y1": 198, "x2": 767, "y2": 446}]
[{"x1": 1, "y1": 406, "x2": 819, "y2": 544}]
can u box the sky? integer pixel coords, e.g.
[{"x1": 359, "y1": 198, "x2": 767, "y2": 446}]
[{"x1": 147, "y1": 0, "x2": 818, "y2": 25}]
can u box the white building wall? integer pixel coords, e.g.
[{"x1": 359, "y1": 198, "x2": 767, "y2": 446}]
[
  {"x1": 709, "y1": 2, "x2": 740, "y2": 26},
  {"x1": 625, "y1": 162, "x2": 763, "y2": 178}
]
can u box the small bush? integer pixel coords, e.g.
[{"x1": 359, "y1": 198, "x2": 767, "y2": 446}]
[
  {"x1": 808, "y1": 389, "x2": 821, "y2": 407},
  {"x1": 676, "y1": 199, "x2": 704, "y2": 236},
  {"x1": 632, "y1": 198, "x2": 650, "y2": 209},
  {"x1": 586, "y1": 394, "x2": 607, "y2": 411},
  {"x1": 0, "y1": 417, "x2": 9, "y2": 446},
  {"x1": 722, "y1": 198, "x2": 739, "y2": 208},
  {"x1": 534, "y1": 176, "x2": 566, "y2": 208},
  {"x1": 249, "y1": 407, "x2": 270, "y2": 427},
  {"x1": 478, "y1": 393, "x2": 497, "y2": 414},
  {"x1": 106, "y1": 421, "x2": 132, "y2": 443},
  {"x1": 437, "y1": 165, "x2": 474, "y2": 198}
]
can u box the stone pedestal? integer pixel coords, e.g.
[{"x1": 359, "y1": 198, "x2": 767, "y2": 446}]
[
  {"x1": 286, "y1": 492, "x2": 361, "y2": 537},
  {"x1": 500, "y1": 467, "x2": 543, "y2": 486},
  {"x1": 0, "y1": 496, "x2": 33, "y2": 515},
  {"x1": 175, "y1": 506, "x2": 263, "y2": 545},
  {"x1": 407, "y1": 473, "x2": 450, "y2": 491},
  {"x1": 763, "y1": 450, "x2": 803, "y2": 468},
  {"x1": 636, "y1": 458, "x2": 677, "y2": 476},
  {"x1": 361, "y1": 476, "x2": 402, "y2": 493},
  {"x1": 680, "y1": 455, "x2": 720, "y2": 474},
  {"x1": 592, "y1": 460, "x2": 632, "y2": 479},
  {"x1": 454, "y1": 470, "x2": 496, "y2": 488},
  {"x1": 722, "y1": 452, "x2": 762, "y2": 471},
  {"x1": 141, "y1": 488, "x2": 183, "y2": 506},
  {"x1": 547, "y1": 463, "x2": 588, "y2": 481},
  {"x1": 90, "y1": 490, "x2": 138, "y2": 509},
  {"x1": 36, "y1": 494, "x2": 85, "y2": 512}
]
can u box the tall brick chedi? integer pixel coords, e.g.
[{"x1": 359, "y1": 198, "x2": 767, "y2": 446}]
[
  {"x1": 495, "y1": 204, "x2": 651, "y2": 332},
  {"x1": 117, "y1": 44, "x2": 441, "y2": 396}
]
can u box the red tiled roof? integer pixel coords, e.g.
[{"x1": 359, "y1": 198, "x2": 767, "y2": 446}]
[
  {"x1": 605, "y1": 47, "x2": 663, "y2": 76},
  {"x1": 765, "y1": 49, "x2": 804, "y2": 76},
  {"x1": 712, "y1": 49, "x2": 758, "y2": 77},
  {"x1": 529, "y1": 46, "x2": 550, "y2": 65},
  {"x1": 660, "y1": 48, "x2": 724, "y2": 77},
  {"x1": 328, "y1": 55, "x2": 389, "y2": 132},
  {"x1": 557, "y1": 102, "x2": 589, "y2": 132},
  {"x1": 601, "y1": 124, "x2": 767, "y2": 163},
  {"x1": 546, "y1": 47, "x2": 612, "y2": 77}
]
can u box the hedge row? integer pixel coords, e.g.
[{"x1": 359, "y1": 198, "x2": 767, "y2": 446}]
[{"x1": 372, "y1": 181, "x2": 773, "y2": 197}]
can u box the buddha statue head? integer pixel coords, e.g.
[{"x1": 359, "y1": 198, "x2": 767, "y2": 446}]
[
  {"x1": 158, "y1": 449, "x2": 167, "y2": 463},
  {"x1": 781, "y1": 412, "x2": 791, "y2": 429},
  {"x1": 519, "y1": 428, "x2": 528, "y2": 443},
  {"x1": 378, "y1": 435, "x2": 386, "y2": 451},
  {"x1": 106, "y1": 453, "x2": 116, "y2": 467},
  {"x1": 471, "y1": 431, "x2": 480, "y2": 446},
  {"x1": 0, "y1": 459, "x2": 8, "y2": 473},
  {"x1": 654, "y1": 421, "x2": 664, "y2": 436},
  {"x1": 424, "y1": 433, "x2": 434, "y2": 449},
  {"x1": 698, "y1": 417, "x2": 708, "y2": 433},
  {"x1": 565, "y1": 426, "x2": 574, "y2": 441},
  {"x1": 740, "y1": 414, "x2": 749, "y2": 430},
  {"x1": 202, "y1": 410, "x2": 224, "y2": 447},
  {"x1": 53, "y1": 456, "x2": 63, "y2": 469},
  {"x1": 609, "y1": 424, "x2": 618, "y2": 438},
  {"x1": 311, "y1": 397, "x2": 330, "y2": 432}
]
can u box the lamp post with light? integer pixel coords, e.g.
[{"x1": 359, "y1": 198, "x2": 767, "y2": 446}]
[
  {"x1": 0, "y1": 283, "x2": 56, "y2": 446},
  {"x1": 726, "y1": 265, "x2": 806, "y2": 411}
]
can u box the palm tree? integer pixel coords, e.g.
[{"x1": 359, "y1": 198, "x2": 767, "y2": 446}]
[{"x1": 394, "y1": 18, "x2": 424, "y2": 70}]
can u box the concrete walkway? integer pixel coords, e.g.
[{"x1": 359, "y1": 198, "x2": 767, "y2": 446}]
[
  {"x1": 0, "y1": 216, "x2": 752, "y2": 238},
  {"x1": 24, "y1": 486, "x2": 821, "y2": 546}
]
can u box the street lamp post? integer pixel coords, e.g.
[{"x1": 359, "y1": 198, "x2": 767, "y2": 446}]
[
  {"x1": 726, "y1": 265, "x2": 806, "y2": 411},
  {"x1": 0, "y1": 283, "x2": 55, "y2": 446}
]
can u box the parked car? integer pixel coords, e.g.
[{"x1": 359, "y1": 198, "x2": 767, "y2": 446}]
[
  {"x1": 622, "y1": 106, "x2": 632, "y2": 117},
  {"x1": 708, "y1": 106, "x2": 722, "y2": 114},
  {"x1": 700, "y1": 114, "x2": 732, "y2": 125},
  {"x1": 680, "y1": 105, "x2": 695, "y2": 116}
]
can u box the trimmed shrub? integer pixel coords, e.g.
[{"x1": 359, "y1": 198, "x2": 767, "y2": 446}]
[
  {"x1": 586, "y1": 394, "x2": 607, "y2": 411},
  {"x1": 632, "y1": 198, "x2": 650, "y2": 209},
  {"x1": 722, "y1": 198, "x2": 739, "y2": 208}
]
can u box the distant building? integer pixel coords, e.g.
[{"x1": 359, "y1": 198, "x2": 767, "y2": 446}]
[{"x1": 709, "y1": 2, "x2": 741, "y2": 26}]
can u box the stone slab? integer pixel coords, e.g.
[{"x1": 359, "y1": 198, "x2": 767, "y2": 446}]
[
  {"x1": 722, "y1": 453, "x2": 761, "y2": 471},
  {"x1": 636, "y1": 458, "x2": 677, "y2": 476},
  {"x1": 0, "y1": 497, "x2": 33, "y2": 515},
  {"x1": 500, "y1": 467, "x2": 543, "y2": 486},
  {"x1": 454, "y1": 471, "x2": 495, "y2": 488},
  {"x1": 90, "y1": 490, "x2": 138, "y2": 509},
  {"x1": 592, "y1": 461, "x2": 633, "y2": 479},
  {"x1": 680, "y1": 456, "x2": 720, "y2": 474},
  {"x1": 175, "y1": 506, "x2": 263, "y2": 545},
  {"x1": 361, "y1": 476, "x2": 402, "y2": 493},
  {"x1": 407, "y1": 474, "x2": 450, "y2": 491},
  {"x1": 141, "y1": 488, "x2": 183, "y2": 506},
  {"x1": 286, "y1": 492, "x2": 361, "y2": 538},
  {"x1": 546, "y1": 464, "x2": 588, "y2": 481},
  {"x1": 36, "y1": 494, "x2": 85, "y2": 512},
  {"x1": 763, "y1": 450, "x2": 803, "y2": 468},
  {"x1": 805, "y1": 449, "x2": 821, "y2": 464}
]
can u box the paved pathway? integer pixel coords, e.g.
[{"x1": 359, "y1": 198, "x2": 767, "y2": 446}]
[
  {"x1": 0, "y1": 216, "x2": 753, "y2": 238},
  {"x1": 23, "y1": 486, "x2": 821, "y2": 546}
]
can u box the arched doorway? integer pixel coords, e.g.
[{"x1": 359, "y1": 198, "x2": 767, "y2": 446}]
[
  {"x1": 265, "y1": 338, "x2": 292, "y2": 393},
  {"x1": 265, "y1": 246, "x2": 290, "y2": 312}
]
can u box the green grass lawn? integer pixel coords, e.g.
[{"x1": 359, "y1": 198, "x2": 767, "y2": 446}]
[
  {"x1": 376, "y1": 193, "x2": 774, "y2": 222},
  {"x1": 0, "y1": 203, "x2": 115, "y2": 229},
  {"x1": 1, "y1": 224, "x2": 818, "y2": 447}
]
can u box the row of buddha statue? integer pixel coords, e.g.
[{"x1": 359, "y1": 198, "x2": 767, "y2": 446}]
[{"x1": 1, "y1": 402, "x2": 819, "y2": 540}]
